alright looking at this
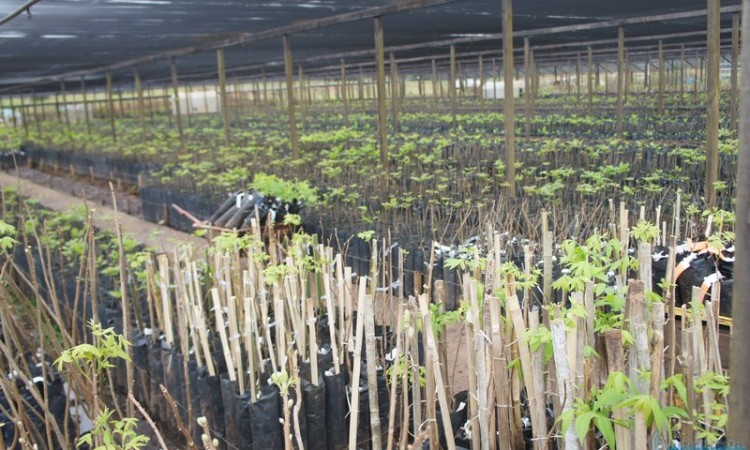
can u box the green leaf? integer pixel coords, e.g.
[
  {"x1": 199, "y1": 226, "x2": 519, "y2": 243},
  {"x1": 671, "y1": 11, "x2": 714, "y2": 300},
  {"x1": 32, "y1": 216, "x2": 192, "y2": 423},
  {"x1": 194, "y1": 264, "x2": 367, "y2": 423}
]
[
  {"x1": 594, "y1": 414, "x2": 617, "y2": 450},
  {"x1": 575, "y1": 411, "x2": 596, "y2": 443}
]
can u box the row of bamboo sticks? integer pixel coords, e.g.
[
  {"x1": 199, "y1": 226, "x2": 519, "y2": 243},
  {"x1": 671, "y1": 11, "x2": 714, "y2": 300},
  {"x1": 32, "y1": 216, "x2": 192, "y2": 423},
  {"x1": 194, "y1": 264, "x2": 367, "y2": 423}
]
[{"x1": 124, "y1": 192, "x2": 728, "y2": 450}]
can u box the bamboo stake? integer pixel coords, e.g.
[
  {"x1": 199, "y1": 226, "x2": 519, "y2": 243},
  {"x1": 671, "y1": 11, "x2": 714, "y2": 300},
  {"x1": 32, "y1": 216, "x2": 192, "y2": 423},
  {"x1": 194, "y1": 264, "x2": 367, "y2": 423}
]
[
  {"x1": 418, "y1": 294, "x2": 455, "y2": 450},
  {"x1": 157, "y1": 254, "x2": 175, "y2": 347},
  {"x1": 488, "y1": 295, "x2": 512, "y2": 450},
  {"x1": 347, "y1": 280, "x2": 367, "y2": 450},
  {"x1": 385, "y1": 303, "x2": 404, "y2": 450},
  {"x1": 211, "y1": 288, "x2": 236, "y2": 382},
  {"x1": 551, "y1": 317, "x2": 578, "y2": 450},
  {"x1": 363, "y1": 293, "x2": 383, "y2": 450}
]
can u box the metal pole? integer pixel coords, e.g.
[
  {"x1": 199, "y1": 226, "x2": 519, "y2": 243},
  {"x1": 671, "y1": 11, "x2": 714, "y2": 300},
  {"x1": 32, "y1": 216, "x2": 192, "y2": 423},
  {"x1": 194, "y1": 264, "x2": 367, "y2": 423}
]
[
  {"x1": 731, "y1": 13, "x2": 740, "y2": 131},
  {"x1": 217, "y1": 48, "x2": 231, "y2": 145},
  {"x1": 106, "y1": 71, "x2": 117, "y2": 143},
  {"x1": 729, "y1": 0, "x2": 750, "y2": 443},
  {"x1": 503, "y1": 0, "x2": 516, "y2": 196},
  {"x1": 706, "y1": 0, "x2": 720, "y2": 208},
  {"x1": 374, "y1": 17, "x2": 388, "y2": 167},
  {"x1": 616, "y1": 27, "x2": 625, "y2": 138},
  {"x1": 282, "y1": 34, "x2": 300, "y2": 160}
]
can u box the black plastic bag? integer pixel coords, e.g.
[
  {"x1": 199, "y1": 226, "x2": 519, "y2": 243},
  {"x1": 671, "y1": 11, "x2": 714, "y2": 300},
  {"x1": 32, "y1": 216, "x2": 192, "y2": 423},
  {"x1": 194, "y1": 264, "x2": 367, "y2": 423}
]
[
  {"x1": 324, "y1": 367, "x2": 348, "y2": 450},
  {"x1": 302, "y1": 376, "x2": 327, "y2": 450},
  {"x1": 249, "y1": 384, "x2": 284, "y2": 450},
  {"x1": 197, "y1": 367, "x2": 226, "y2": 446}
]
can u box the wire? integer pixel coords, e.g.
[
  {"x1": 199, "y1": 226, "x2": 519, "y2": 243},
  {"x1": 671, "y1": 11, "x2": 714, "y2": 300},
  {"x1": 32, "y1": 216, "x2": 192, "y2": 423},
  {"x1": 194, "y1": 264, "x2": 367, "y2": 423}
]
[{"x1": 0, "y1": 0, "x2": 44, "y2": 27}]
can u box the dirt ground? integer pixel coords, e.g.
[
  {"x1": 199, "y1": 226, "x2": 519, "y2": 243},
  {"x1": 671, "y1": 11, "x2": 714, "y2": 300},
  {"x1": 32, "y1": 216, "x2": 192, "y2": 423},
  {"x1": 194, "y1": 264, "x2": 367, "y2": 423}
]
[{"x1": 0, "y1": 169, "x2": 206, "y2": 253}]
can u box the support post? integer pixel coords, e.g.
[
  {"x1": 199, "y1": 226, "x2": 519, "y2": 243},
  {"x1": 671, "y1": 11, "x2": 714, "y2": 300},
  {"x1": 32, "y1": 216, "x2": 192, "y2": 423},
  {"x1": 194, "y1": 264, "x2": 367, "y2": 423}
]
[
  {"x1": 374, "y1": 17, "x2": 388, "y2": 167},
  {"x1": 217, "y1": 48, "x2": 231, "y2": 145},
  {"x1": 431, "y1": 59, "x2": 438, "y2": 106},
  {"x1": 479, "y1": 54, "x2": 485, "y2": 110},
  {"x1": 706, "y1": 0, "x2": 721, "y2": 208},
  {"x1": 390, "y1": 53, "x2": 399, "y2": 132},
  {"x1": 587, "y1": 46, "x2": 593, "y2": 114},
  {"x1": 658, "y1": 40, "x2": 665, "y2": 114},
  {"x1": 134, "y1": 68, "x2": 146, "y2": 138},
  {"x1": 729, "y1": 0, "x2": 750, "y2": 441},
  {"x1": 170, "y1": 58, "x2": 185, "y2": 149},
  {"x1": 450, "y1": 45, "x2": 457, "y2": 130},
  {"x1": 106, "y1": 71, "x2": 117, "y2": 143},
  {"x1": 731, "y1": 13, "x2": 740, "y2": 131},
  {"x1": 616, "y1": 27, "x2": 625, "y2": 138},
  {"x1": 524, "y1": 38, "x2": 531, "y2": 138},
  {"x1": 80, "y1": 77, "x2": 91, "y2": 138},
  {"x1": 59, "y1": 81, "x2": 70, "y2": 131},
  {"x1": 282, "y1": 34, "x2": 300, "y2": 160},
  {"x1": 503, "y1": 0, "x2": 516, "y2": 195},
  {"x1": 681, "y1": 44, "x2": 686, "y2": 105},
  {"x1": 358, "y1": 65, "x2": 365, "y2": 101},
  {"x1": 576, "y1": 52, "x2": 582, "y2": 105},
  {"x1": 341, "y1": 59, "x2": 349, "y2": 126}
]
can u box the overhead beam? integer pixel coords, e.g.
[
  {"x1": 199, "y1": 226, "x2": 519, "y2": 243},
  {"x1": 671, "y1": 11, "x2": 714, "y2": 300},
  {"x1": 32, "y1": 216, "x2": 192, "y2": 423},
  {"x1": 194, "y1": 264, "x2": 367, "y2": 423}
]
[{"x1": 2, "y1": 0, "x2": 462, "y2": 89}]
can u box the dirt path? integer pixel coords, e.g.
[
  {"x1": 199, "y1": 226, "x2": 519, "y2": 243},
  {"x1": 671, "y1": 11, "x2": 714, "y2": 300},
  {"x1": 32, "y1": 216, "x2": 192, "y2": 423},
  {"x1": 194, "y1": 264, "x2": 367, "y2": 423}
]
[{"x1": 0, "y1": 171, "x2": 206, "y2": 253}]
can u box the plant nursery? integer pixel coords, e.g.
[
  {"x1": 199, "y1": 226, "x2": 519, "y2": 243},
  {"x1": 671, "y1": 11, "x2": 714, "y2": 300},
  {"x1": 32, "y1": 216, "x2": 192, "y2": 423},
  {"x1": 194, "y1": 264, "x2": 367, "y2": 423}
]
[{"x1": 0, "y1": 0, "x2": 749, "y2": 449}]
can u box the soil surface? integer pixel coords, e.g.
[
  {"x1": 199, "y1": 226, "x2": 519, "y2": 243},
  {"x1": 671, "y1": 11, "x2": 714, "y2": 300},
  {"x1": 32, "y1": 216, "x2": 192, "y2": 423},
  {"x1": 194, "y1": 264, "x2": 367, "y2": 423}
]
[{"x1": 0, "y1": 169, "x2": 206, "y2": 253}]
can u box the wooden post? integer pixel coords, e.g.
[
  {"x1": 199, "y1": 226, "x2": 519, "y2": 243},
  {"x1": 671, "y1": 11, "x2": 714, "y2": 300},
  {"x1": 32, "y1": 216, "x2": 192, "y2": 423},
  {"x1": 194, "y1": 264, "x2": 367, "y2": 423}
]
[
  {"x1": 106, "y1": 71, "x2": 117, "y2": 143},
  {"x1": 587, "y1": 46, "x2": 593, "y2": 114},
  {"x1": 616, "y1": 27, "x2": 625, "y2": 138},
  {"x1": 341, "y1": 59, "x2": 349, "y2": 126},
  {"x1": 80, "y1": 77, "x2": 91, "y2": 138},
  {"x1": 390, "y1": 53, "x2": 399, "y2": 133},
  {"x1": 479, "y1": 54, "x2": 485, "y2": 110},
  {"x1": 59, "y1": 81, "x2": 70, "y2": 131},
  {"x1": 170, "y1": 58, "x2": 185, "y2": 149},
  {"x1": 576, "y1": 52, "x2": 582, "y2": 106},
  {"x1": 358, "y1": 65, "x2": 365, "y2": 101},
  {"x1": 450, "y1": 46, "x2": 457, "y2": 130},
  {"x1": 706, "y1": 0, "x2": 720, "y2": 208},
  {"x1": 217, "y1": 48, "x2": 231, "y2": 145},
  {"x1": 282, "y1": 34, "x2": 300, "y2": 160},
  {"x1": 503, "y1": 0, "x2": 516, "y2": 196},
  {"x1": 134, "y1": 67, "x2": 146, "y2": 138},
  {"x1": 729, "y1": 0, "x2": 750, "y2": 441},
  {"x1": 680, "y1": 44, "x2": 686, "y2": 105},
  {"x1": 374, "y1": 17, "x2": 388, "y2": 168},
  {"x1": 524, "y1": 38, "x2": 532, "y2": 138},
  {"x1": 731, "y1": 13, "x2": 740, "y2": 131},
  {"x1": 658, "y1": 40, "x2": 665, "y2": 114},
  {"x1": 431, "y1": 59, "x2": 438, "y2": 106}
]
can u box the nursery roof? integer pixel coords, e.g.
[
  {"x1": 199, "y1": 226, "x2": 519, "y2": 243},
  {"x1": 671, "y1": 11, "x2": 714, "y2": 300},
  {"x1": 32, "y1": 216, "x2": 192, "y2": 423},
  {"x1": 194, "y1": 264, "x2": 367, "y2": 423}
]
[{"x1": 0, "y1": 0, "x2": 743, "y2": 91}]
